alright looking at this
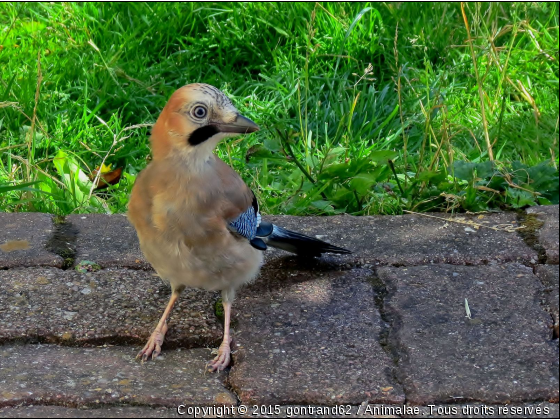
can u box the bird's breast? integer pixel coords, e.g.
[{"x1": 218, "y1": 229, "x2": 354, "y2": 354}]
[
  {"x1": 129, "y1": 157, "x2": 261, "y2": 292},
  {"x1": 138, "y1": 230, "x2": 263, "y2": 292}
]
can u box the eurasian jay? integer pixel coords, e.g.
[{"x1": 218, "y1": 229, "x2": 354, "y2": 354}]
[{"x1": 128, "y1": 83, "x2": 350, "y2": 371}]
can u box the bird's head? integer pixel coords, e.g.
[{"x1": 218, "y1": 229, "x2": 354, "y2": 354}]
[{"x1": 150, "y1": 83, "x2": 259, "y2": 163}]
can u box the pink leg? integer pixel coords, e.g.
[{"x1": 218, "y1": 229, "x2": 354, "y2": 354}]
[
  {"x1": 137, "y1": 291, "x2": 179, "y2": 362},
  {"x1": 208, "y1": 300, "x2": 232, "y2": 371}
]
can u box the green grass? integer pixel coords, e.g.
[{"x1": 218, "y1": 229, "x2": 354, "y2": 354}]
[{"x1": 1, "y1": 2, "x2": 558, "y2": 216}]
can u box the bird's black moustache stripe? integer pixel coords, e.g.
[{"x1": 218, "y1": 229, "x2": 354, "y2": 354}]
[{"x1": 188, "y1": 125, "x2": 220, "y2": 146}]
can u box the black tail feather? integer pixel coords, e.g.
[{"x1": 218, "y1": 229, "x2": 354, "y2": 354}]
[{"x1": 262, "y1": 225, "x2": 351, "y2": 256}]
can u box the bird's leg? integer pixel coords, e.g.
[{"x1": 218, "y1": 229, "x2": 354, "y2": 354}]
[
  {"x1": 137, "y1": 290, "x2": 180, "y2": 362},
  {"x1": 208, "y1": 299, "x2": 232, "y2": 371}
]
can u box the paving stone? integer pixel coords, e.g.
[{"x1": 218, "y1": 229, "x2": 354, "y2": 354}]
[
  {"x1": 0, "y1": 404, "x2": 399, "y2": 419},
  {"x1": 241, "y1": 403, "x2": 560, "y2": 418},
  {"x1": 3, "y1": 403, "x2": 557, "y2": 419},
  {"x1": 229, "y1": 268, "x2": 404, "y2": 406},
  {"x1": 0, "y1": 212, "x2": 63, "y2": 269},
  {"x1": 56, "y1": 212, "x2": 536, "y2": 271},
  {"x1": 235, "y1": 404, "x2": 402, "y2": 418},
  {"x1": 0, "y1": 345, "x2": 234, "y2": 408},
  {"x1": 263, "y1": 212, "x2": 536, "y2": 268},
  {"x1": 409, "y1": 403, "x2": 559, "y2": 418},
  {"x1": 535, "y1": 265, "x2": 560, "y2": 338},
  {"x1": 527, "y1": 205, "x2": 559, "y2": 264},
  {"x1": 379, "y1": 264, "x2": 559, "y2": 405},
  {"x1": 66, "y1": 214, "x2": 150, "y2": 270},
  {"x1": 0, "y1": 268, "x2": 221, "y2": 348},
  {"x1": 0, "y1": 406, "x2": 180, "y2": 418}
]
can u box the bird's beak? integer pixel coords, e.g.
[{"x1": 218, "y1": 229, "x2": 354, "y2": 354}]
[{"x1": 216, "y1": 114, "x2": 260, "y2": 134}]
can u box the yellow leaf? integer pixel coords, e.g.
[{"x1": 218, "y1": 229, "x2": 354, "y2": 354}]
[{"x1": 100, "y1": 163, "x2": 113, "y2": 173}]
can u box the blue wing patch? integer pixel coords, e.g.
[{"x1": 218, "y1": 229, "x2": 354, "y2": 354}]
[{"x1": 229, "y1": 206, "x2": 260, "y2": 240}]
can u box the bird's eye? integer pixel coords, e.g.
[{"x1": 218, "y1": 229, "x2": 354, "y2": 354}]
[{"x1": 192, "y1": 105, "x2": 207, "y2": 119}]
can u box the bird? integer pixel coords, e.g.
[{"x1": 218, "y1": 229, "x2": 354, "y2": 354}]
[{"x1": 127, "y1": 83, "x2": 351, "y2": 371}]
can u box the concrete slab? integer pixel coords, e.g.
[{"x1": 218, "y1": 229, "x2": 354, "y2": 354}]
[
  {"x1": 66, "y1": 214, "x2": 150, "y2": 270},
  {"x1": 0, "y1": 212, "x2": 63, "y2": 269},
  {"x1": 0, "y1": 345, "x2": 234, "y2": 408},
  {"x1": 409, "y1": 403, "x2": 559, "y2": 418},
  {"x1": 0, "y1": 405, "x2": 378, "y2": 419},
  {"x1": 263, "y1": 213, "x2": 536, "y2": 268},
  {"x1": 0, "y1": 406, "x2": 180, "y2": 418},
  {"x1": 228, "y1": 268, "x2": 404, "y2": 406},
  {"x1": 1, "y1": 209, "x2": 556, "y2": 415},
  {"x1": 535, "y1": 265, "x2": 560, "y2": 339},
  {"x1": 379, "y1": 264, "x2": 559, "y2": 405},
  {"x1": 0, "y1": 268, "x2": 221, "y2": 348},
  {"x1": 235, "y1": 405, "x2": 402, "y2": 418},
  {"x1": 51, "y1": 212, "x2": 538, "y2": 271},
  {"x1": 527, "y1": 205, "x2": 559, "y2": 264},
  {"x1": 2, "y1": 403, "x2": 557, "y2": 419}
]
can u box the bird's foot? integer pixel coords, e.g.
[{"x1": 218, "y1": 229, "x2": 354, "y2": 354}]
[
  {"x1": 207, "y1": 338, "x2": 232, "y2": 372},
  {"x1": 137, "y1": 322, "x2": 168, "y2": 362}
]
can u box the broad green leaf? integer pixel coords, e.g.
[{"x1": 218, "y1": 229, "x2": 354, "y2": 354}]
[
  {"x1": 245, "y1": 144, "x2": 284, "y2": 161},
  {"x1": 416, "y1": 170, "x2": 446, "y2": 184},
  {"x1": 310, "y1": 200, "x2": 334, "y2": 212},
  {"x1": 506, "y1": 188, "x2": 537, "y2": 208},
  {"x1": 322, "y1": 162, "x2": 352, "y2": 179},
  {"x1": 452, "y1": 161, "x2": 477, "y2": 182},
  {"x1": 350, "y1": 173, "x2": 378, "y2": 195},
  {"x1": 263, "y1": 136, "x2": 282, "y2": 152},
  {"x1": 474, "y1": 161, "x2": 494, "y2": 179},
  {"x1": 367, "y1": 150, "x2": 398, "y2": 163}
]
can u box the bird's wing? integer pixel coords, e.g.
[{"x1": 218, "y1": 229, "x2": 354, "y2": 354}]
[
  {"x1": 228, "y1": 195, "x2": 260, "y2": 240},
  {"x1": 130, "y1": 155, "x2": 264, "y2": 251},
  {"x1": 212, "y1": 156, "x2": 256, "y2": 230},
  {"x1": 211, "y1": 158, "x2": 275, "y2": 251},
  {"x1": 213, "y1": 156, "x2": 260, "y2": 240}
]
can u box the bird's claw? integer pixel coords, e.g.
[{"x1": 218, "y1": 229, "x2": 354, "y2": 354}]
[
  {"x1": 137, "y1": 325, "x2": 167, "y2": 363},
  {"x1": 207, "y1": 340, "x2": 231, "y2": 372}
]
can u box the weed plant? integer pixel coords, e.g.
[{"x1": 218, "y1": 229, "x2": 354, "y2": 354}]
[{"x1": 1, "y1": 2, "x2": 558, "y2": 215}]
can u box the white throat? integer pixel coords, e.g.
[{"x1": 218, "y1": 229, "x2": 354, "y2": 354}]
[{"x1": 180, "y1": 132, "x2": 232, "y2": 173}]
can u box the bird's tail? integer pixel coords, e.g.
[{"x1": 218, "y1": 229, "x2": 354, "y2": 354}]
[{"x1": 262, "y1": 225, "x2": 351, "y2": 257}]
